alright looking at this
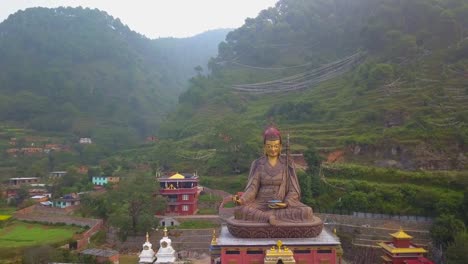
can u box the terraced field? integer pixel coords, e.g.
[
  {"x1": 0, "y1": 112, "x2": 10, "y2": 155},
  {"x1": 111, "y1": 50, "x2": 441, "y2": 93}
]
[{"x1": 0, "y1": 221, "x2": 83, "y2": 248}]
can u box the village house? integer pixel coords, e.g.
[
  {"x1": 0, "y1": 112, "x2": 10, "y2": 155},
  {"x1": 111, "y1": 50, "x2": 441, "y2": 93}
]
[
  {"x1": 21, "y1": 147, "x2": 44, "y2": 155},
  {"x1": 79, "y1": 137, "x2": 92, "y2": 144},
  {"x1": 44, "y1": 144, "x2": 61, "y2": 150},
  {"x1": 6, "y1": 148, "x2": 19, "y2": 156},
  {"x1": 92, "y1": 176, "x2": 120, "y2": 186},
  {"x1": 107, "y1": 176, "x2": 120, "y2": 184},
  {"x1": 9, "y1": 177, "x2": 40, "y2": 186},
  {"x1": 49, "y1": 171, "x2": 67, "y2": 178},
  {"x1": 145, "y1": 135, "x2": 159, "y2": 142},
  {"x1": 53, "y1": 193, "x2": 81, "y2": 208},
  {"x1": 92, "y1": 176, "x2": 108, "y2": 186},
  {"x1": 28, "y1": 188, "x2": 51, "y2": 197},
  {"x1": 78, "y1": 165, "x2": 89, "y2": 174},
  {"x1": 31, "y1": 195, "x2": 49, "y2": 203}
]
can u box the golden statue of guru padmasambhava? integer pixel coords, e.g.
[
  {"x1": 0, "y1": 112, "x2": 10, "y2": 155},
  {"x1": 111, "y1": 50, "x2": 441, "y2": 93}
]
[{"x1": 233, "y1": 126, "x2": 314, "y2": 226}]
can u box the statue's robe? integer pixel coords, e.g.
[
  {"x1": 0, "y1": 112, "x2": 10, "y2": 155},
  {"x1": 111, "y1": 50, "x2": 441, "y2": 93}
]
[{"x1": 234, "y1": 156, "x2": 313, "y2": 223}]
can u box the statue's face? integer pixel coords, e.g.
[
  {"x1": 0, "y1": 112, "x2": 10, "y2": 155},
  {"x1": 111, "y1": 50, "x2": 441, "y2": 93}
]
[{"x1": 264, "y1": 139, "x2": 281, "y2": 157}]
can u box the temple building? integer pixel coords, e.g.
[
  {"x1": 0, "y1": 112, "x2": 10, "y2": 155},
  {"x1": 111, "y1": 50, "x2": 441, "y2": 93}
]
[
  {"x1": 378, "y1": 228, "x2": 434, "y2": 264},
  {"x1": 158, "y1": 172, "x2": 201, "y2": 216},
  {"x1": 210, "y1": 226, "x2": 343, "y2": 264}
]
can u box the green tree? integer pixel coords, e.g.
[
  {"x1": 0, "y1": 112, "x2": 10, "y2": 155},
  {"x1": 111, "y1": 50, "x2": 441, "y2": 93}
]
[
  {"x1": 304, "y1": 145, "x2": 323, "y2": 198},
  {"x1": 447, "y1": 232, "x2": 468, "y2": 264},
  {"x1": 431, "y1": 214, "x2": 466, "y2": 249},
  {"x1": 106, "y1": 174, "x2": 166, "y2": 240},
  {"x1": 368, "y1": 63, "x2": 394, "y2": 88},
  {"x1": 340, "y1": 191, "x2": 370, "y2": 212},
  {"x1": 461, "y1": 189, "x2": 468, "y2": 225}
]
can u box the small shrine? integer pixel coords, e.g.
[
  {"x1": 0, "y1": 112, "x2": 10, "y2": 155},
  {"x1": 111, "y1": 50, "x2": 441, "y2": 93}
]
[
  {"x1": 138, "y1": 232, "x2": 155, "y2": 264},
  {"x1": 264, "y1": 240, "x2": 296, "y2": 264},
  {"x1": 377, "y1": 228, "x2": 434, "y2": 264},
  {"x1": 155, "y1": 227, "x2": 176, "y2": 264}
]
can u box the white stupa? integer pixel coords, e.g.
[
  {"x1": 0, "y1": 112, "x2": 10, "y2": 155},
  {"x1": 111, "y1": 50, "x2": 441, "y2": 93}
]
[
  {"x1": 155, "y1": 227, "x2": 176, "y2": 264},
  {"x1": 139, "y1": 232, "x2": 156, "y2": 264}
]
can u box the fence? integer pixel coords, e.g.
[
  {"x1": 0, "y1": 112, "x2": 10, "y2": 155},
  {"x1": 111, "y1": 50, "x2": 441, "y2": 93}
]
[{"x1": 315, "y1": 209, "x2": 433, "y2": 223}]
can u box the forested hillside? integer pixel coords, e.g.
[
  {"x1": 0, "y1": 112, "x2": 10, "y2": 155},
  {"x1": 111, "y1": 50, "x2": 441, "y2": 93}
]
[
  {"x1": 144, "y1": 0, "x2": 468, "y2": 175},
  {"x1": 0, "y1": 7, "x2": 227, "y2": 150}
]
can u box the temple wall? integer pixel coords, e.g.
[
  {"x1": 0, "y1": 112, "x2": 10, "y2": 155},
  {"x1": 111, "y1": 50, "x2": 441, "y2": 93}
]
[{"x1": 318, "y1": 213, "x2": 432, "y2": 247}]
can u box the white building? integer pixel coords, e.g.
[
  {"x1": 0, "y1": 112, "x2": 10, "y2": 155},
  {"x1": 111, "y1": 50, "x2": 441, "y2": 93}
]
[{"x1": 79, "y1": 138, "x2": 92, "y2": 144}]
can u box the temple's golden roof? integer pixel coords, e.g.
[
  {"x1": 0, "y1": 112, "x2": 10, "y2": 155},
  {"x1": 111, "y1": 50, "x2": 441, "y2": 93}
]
[
  {"x1": 378, "y1": 242, "x2": 427, "y2": 254},
  {"x1": 169, "y1": 173, "x2": 185, "y2": 179},
  {"x1": 390, "y1": 228, "x2": 413, "y2": 239}
]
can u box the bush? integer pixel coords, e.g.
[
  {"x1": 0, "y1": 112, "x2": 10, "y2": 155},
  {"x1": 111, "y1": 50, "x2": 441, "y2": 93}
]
[
  {"x1": 90, "y1": 230, "x2": 107, "y2": 245},
  {"x1": 178, "y1": 220, "x2": 218, "y2": 229},
  {"x1": 368, "y1": 63, "x2": 394, "y2": 88}
]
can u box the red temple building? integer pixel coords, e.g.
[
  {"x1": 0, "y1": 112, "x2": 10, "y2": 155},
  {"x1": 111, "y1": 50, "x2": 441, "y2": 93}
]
[
  {"x1": 210, "y1": 227, "x2": 343, "y2": 264},
  {"x1": 158, "y1": 172, "x2": 201, "y2": 215},
  {"x1": 378, "y1": 228, "x2": 434, "y2": 264}
]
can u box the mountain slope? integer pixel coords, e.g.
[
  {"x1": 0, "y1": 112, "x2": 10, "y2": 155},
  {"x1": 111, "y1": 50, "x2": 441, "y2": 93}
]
[{"x1": 151, "y1": 0, "x2": 468, "y2": 174}]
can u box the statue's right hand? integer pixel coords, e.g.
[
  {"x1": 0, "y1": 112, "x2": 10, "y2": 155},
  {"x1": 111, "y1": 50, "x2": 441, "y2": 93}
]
[{"x1": 232, "y1": 195, "x2": 243, "y2": 205}]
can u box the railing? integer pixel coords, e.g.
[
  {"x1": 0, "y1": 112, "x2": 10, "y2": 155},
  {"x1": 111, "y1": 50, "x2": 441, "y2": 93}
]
[{"x1": 160, "y1": 187, "x2": 198, "y2": 194}]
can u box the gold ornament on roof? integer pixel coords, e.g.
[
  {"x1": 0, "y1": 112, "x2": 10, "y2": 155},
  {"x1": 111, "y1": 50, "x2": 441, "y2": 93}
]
[
  {"x1": 211, "y1": 229, "x2": 217, "y2": 245},
  {"x1": 277, "y1": 240, "x2": 283, "y2": 250}
]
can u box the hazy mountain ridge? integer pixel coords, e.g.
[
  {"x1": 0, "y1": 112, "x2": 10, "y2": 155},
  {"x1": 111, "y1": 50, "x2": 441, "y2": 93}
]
[{"x1": 0, "y1": 7, "x2": 227, "y2": 150}]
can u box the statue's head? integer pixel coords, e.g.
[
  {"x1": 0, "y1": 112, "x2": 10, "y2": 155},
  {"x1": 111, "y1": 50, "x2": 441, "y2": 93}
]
[{"x1": 263, "y1": 126, "x2": 282, "y2": 157}]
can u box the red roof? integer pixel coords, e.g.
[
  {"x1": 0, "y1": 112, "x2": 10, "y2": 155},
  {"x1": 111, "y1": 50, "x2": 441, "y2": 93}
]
[{"x1": 404, "y1": 257, "x2": 434, "y2": 264}]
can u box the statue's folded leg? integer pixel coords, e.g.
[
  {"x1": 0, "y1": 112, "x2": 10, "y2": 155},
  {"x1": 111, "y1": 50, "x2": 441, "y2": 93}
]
[
  {"x1": 273, "y1": 205, "x2": 314, "y2": 222},
  {"x1": 234, "y1": 204, "x2": 272, "y2": 223},
  {"x1": 235, "y1": 203, "x2": 314, "y2": 223}
]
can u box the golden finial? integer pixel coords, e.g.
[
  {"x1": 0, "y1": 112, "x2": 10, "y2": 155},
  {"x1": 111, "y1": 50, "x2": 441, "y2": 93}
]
[
  {"x1": 163, "y1": 226, "x2": 168, "y2": 237},
  {"x1": 276, "y1": 240, "x2": 283, "y2": 251},
  {"x1": 146, "y1": 232, "x2": 149, "y2": 243},
  {"x1": 333, "y1": 228, "x2": 337, "y2": 235},
  {"x1": 211, "y1": 229, "x2": 217, "y2": 245}
]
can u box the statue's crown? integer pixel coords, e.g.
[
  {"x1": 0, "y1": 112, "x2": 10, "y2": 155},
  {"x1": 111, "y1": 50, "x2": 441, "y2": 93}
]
[{"x1": 263, "y1": 126, "x2": 281, "y2": 143}]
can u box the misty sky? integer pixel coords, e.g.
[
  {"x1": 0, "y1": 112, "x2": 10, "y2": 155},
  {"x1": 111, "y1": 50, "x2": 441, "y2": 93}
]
[{"x1": 0, "y1": 0, "x2": 278, "y2": 38}]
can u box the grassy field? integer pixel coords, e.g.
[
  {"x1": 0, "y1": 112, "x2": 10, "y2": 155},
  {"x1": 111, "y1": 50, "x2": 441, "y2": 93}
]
[
  {"x1": 0, "y1": 207, "x2": 16, "y2": 215},
  {"x1": 0, "y1": 221, "x2": 83, "y2": 248},
  {"x1": 119, "y1": 254, "x2": 139, "y2": 264}
]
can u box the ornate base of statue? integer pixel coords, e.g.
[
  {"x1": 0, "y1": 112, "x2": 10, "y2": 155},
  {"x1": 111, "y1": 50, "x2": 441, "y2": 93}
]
[{"x1": 226, "y1": 216, "x2": 323, "y2": 238}]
